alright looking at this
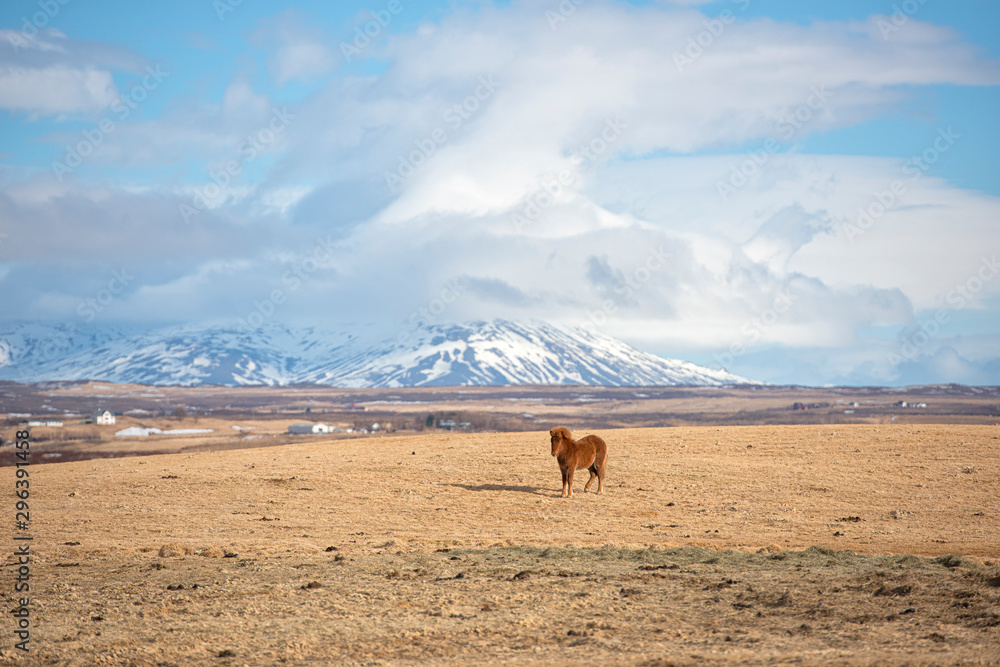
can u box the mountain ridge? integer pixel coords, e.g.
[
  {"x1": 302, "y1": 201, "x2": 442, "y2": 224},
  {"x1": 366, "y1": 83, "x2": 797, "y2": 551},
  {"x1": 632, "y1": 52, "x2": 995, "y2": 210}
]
[{"x1": 0, "y1": 320, "x2": 755, "y2": 387}]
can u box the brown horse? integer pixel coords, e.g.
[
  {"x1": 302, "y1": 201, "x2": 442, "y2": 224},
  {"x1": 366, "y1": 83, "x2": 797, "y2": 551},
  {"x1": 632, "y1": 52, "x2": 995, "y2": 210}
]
[{"x1": 549, "y1": 426, "x2": 607, "y2": 498}]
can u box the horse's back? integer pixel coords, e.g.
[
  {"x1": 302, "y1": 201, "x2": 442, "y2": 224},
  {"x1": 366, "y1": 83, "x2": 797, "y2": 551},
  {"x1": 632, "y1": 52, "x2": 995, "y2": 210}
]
[{"x1": 576, "y1": 434, "x2": 607, "y2": 465}]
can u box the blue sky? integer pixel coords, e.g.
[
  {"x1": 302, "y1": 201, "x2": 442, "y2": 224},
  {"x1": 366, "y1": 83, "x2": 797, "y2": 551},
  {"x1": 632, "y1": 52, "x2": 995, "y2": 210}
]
[{"x1": 1, "y1": 0, "x2": 999, "y2": 386}]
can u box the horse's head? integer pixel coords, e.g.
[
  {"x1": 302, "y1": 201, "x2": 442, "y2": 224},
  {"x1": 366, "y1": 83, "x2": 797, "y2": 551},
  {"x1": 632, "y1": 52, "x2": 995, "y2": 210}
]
[{"x1": 549, "y1": 426, "x2": 572, "y2": 456}]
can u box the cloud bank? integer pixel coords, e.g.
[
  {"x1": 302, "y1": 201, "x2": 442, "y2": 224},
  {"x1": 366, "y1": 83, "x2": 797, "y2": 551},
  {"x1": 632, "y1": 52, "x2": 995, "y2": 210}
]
[{"x1": 1, "y1": 0, "x2": 998, "y2": 385}]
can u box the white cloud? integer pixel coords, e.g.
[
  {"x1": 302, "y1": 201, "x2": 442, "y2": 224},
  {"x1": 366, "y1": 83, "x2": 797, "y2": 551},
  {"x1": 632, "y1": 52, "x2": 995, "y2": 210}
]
[
  {"x1": 286, "y1": 1, "x2": 999, "y2": 230},
  {"x1": 0, "y1": 28, "x2": 144, "y2": 116},
  {"x1": 251, "y1": 10, "x2": 336, "y2": 87},
  {"x1": 258, "y1": 185, "x2": 314, "y2": 217},
  {"x1": 589, "y1": 153, "x2": 1000, "y2": 315},
  {"x1": 0, "y1": 64, "x2": 116, "y2": 115},
  {"x1": 272, "y1": 40, "x2": 336, "y2": 86}
]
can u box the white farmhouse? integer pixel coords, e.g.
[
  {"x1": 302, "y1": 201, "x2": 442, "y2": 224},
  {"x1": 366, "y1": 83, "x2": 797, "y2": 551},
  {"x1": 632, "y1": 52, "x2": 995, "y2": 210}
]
[
  {"x1": 288, "y1": 423, "x2": 331, "y2": 435},
  {"x1": 93, "y1": 410, "x2": 116, "y2": 425}
]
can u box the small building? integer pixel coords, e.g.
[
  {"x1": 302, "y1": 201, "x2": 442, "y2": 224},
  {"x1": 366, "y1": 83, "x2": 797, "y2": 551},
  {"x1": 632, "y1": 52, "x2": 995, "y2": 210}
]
[
  {"x1": 288, "y1": 423, "x2": 331, "y2": 435},
  {"x1": 93, "y1": 410, "x2": 116, "y2": 425},
  {"x1": 27, "y1": 419, "x2": 63, "y2": 427}
]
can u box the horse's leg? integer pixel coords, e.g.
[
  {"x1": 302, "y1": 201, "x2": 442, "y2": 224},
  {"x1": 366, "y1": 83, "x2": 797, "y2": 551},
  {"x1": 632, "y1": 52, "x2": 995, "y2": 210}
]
[
  {"x1": 565, "y1": 466, "x2": 574, "y2": 497},
  {"x1": 584, "y1": 466, "x2": 597, "y2": 492},
  {"x1": 595, "y1": 459, "x2": 605, "y2": 494},
  {"x1": 561, "y1": 467, "x2": 570, "y2": 497}
]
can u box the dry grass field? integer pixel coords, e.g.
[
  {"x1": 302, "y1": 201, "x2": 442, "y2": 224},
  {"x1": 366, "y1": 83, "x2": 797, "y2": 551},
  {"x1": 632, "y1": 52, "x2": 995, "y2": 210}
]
[{"x1": 2, "y1": 423, "x2": 999, "y2": 665}]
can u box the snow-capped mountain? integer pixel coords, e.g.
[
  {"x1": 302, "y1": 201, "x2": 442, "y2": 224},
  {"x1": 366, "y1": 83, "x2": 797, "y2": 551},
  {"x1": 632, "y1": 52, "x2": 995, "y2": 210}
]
[
  {"x1": 318, "y1": 320, "x2": 752, "y2": 387},
  {"x1": 0, "y1": 320, "x2": 754, "y2": 387}
]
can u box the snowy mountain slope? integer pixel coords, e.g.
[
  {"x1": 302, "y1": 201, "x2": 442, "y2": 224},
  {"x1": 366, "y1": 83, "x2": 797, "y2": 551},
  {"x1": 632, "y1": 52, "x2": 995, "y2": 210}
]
[
  {"x1": 0, "y1": 321, "x2": 357, "y2": 386},
  {"x1": 0, "y1": 320, "x2": 754, "y2": 387},
  {"x1": 0, "y1": 322, "x2": 129, "y2": 377},
  {"x1": 324, "y1": 320, "x2": 750, "y2": 387}
]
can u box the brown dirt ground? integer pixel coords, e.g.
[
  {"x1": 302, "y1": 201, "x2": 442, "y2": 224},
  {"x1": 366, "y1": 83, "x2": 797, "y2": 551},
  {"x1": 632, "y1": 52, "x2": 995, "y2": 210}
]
[{"x1": 2, "y1": 424, "x2": 999, "y2": 665}]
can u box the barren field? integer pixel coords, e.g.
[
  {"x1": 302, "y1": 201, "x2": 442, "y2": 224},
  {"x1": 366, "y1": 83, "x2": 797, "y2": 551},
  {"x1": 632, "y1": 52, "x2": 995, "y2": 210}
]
[{"x1": 3, "y1": 424, "x2": 999, "y2": 665}]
